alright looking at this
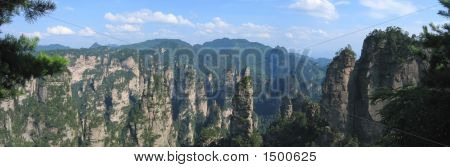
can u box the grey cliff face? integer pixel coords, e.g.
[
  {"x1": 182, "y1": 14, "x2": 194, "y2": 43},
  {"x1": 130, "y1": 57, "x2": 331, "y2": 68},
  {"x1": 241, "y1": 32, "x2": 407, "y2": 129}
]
[
  {"x1": 321, "y1": 47, "x2": 356, "y2": 133},
  {"x1": 349, "y1": 36, "x2": 427, "y2": 143},
  {"x1": 321, "y1": 28, "x2": 428, "y2": 144}
]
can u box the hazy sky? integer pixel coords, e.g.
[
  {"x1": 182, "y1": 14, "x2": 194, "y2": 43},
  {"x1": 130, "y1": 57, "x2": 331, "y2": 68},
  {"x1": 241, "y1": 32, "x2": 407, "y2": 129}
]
[{"x1": 1, "y1": 0, "x2": 448, "y2": 58}]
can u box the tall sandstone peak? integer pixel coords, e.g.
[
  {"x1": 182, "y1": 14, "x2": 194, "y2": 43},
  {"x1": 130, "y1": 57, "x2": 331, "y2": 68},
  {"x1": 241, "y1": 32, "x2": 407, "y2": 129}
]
[
  {"x1": 230, "y1": 68, "x2": 255, "y2": 138},
  {"x1": 175, "y1": 66, "x2": 197, "y2": 146},
  {"x1": 322, "y1": 27, "x2": 428, "y2": 144},
  {"x1": 321, "y1": 46, "x2": 356, "y2": 133}
]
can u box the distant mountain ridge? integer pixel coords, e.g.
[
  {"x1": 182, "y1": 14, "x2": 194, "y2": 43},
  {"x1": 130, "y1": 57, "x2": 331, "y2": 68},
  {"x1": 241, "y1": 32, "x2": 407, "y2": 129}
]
[
  {"x1": 312, "y1": 58, "x2": 332, "y2": 70},
  {"x1": 89, "y1": 42, "x2": 103, "y2": 49},
  {"x1": 198, "y1": 38, "x2": 271, "y2": 50},
  {"x1": 36, "y1": 44, "x2": 71, "y2": 51},
  {"x1": 38, "y1": 38, "x2": 330, "y2": 72},
  {"x1": 38, "y1": 38, "x2": 272, "y2": 51},
  {"x1": 117, "y1": 39, "x2": 192, "y2": 49}
]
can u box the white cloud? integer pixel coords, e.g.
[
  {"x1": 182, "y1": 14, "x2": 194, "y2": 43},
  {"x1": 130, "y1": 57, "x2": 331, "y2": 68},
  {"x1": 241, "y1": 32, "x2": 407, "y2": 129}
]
[
  {"x1": 285, "y1": 32, "x2": 294, "y2": 39},
  {"x1": 105, "y1": 24, "x2": 141, "y2": 32},
  {"x1": 285, "y1": 27, "x2": 329, "y2": 40},
  {"x1": 104, "y1": 11, "x2": 148, "y2": 23},
  {"x1": 104, "y1": 9, "x2": 193, "y2": 26},
  {"x1": 196, "y1": 18, "x2": 273, "y2": 39},
  {"x1": 289, "y1": 0, "x2": 339, "y2": 20},
  {"x1": 23, "y1": 32, "x2": 43, "y2": 38},
  {"x1": 359, "y1": 0, "x2": 417, "y2": 19},
  {"x1": 240, "y1": 23, "x2": 273, "y2": 39},
  {"x1": 151, "y1": 11, "x2": 193, "y2": 26},
  {"x1": 241, "y1": 23, "x2": 272, "y2": 31},
  {"x1": 197, "y1": 17, "x2": 232, "y2": 34},
  {"x1": 335, "y1": 0, "x2": 350, "y2": 5},
  {"x1": 78, "y1": 27, "x2": 96, "y2": 36},
  {"x1": 47, "y1": 26, "x2": 75, "y2": 35}
]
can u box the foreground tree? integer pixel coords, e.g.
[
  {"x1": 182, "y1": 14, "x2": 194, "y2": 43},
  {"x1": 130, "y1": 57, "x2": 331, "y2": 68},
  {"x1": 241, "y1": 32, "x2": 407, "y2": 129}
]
[
  {"x1": 0, "y1": 0, "x2": 67, "y2": 99},
  {"x1": 372, "y1": 0, "x2": 450, "y2": 146}
]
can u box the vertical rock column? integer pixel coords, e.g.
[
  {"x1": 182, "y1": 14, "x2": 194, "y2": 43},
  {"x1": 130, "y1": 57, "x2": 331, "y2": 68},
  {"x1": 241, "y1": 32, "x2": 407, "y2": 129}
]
[
  {"x1": 280, "y1": 96, "x2": 293, "y2": 119},
  {"x1": 176, "y1": 66, "x2": 197, "y2": 146},
  {"x1": 230, "y1": 68, "x2": 254, "y2": 138},
  {"x1": 321, "y1": 47, "x2": 356, "y2": 133}
]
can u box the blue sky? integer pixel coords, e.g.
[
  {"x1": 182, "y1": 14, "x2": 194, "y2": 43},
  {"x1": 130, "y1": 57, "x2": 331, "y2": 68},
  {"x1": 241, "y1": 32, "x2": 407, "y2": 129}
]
[{"x1": 1, "y1": 0, "x2": 448, "y2": 58}]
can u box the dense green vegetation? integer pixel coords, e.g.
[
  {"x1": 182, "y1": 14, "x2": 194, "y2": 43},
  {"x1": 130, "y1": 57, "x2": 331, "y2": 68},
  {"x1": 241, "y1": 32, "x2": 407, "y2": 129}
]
[
  {"x1": 372, "y1": 0, "x2": 450, "y2": 146},
  {"x1": 0, "y1": 0, "x2": 67, "y2": 99},
  {"x1": 363, "y1": 27, "x2": 418, "y2": 64},
  {"x1": 263, "y1": 111, "x2": 328, "y2": 147},
  {"x1": 211, "y1": 130, "x2": 263, "y2": 147}
]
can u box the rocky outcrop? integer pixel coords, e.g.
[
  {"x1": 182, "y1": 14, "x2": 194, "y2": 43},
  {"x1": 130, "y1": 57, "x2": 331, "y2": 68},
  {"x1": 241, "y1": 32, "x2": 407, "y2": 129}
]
[
  {"x1": 0, "y1": 72, "x2": 78, "y2": 146},
  {"x1": 230, "y1": 68, "x2": 255, "y2": 138},
  {"x1": 137, "y1": 66, "x2": 176, "y2": 147},
  {"x1": 292, "y1": 93, "x2": 320, "y2": 119},
  {"x1": 175, "y1": 66, "x2": 197, "y2": 146},
  {"x1": 349, "y1": 28, "x2": 428, "y2": 143},
  {"x1": 321, "y1": 46, "x2": 356, "y2": 133},
  {"x1": 279, "y1": 96, "x2": 293, "y2": 119},
  {"x1": 221, "y1": 69, "x2": 237, "y2": 129},
  {"x1": 322, "y1": 27, "x2": 428, "y2": 144}
]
